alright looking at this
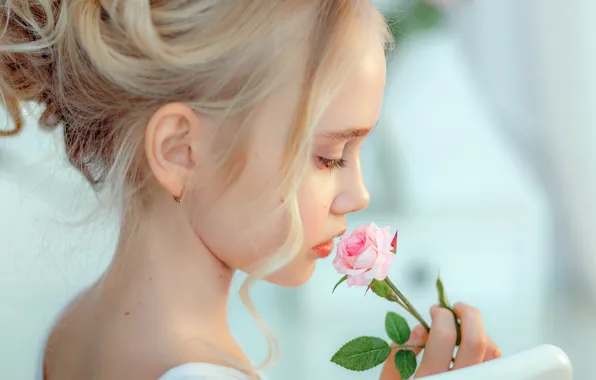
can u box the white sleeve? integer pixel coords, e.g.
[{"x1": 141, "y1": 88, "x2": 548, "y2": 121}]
[{"x1": 158, "y1": 363, "x2": 258, "y2": 380}]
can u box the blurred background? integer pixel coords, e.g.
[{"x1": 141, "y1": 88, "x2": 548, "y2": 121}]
[{"x1": 1, "y1": 0, "x2": 594, "y2": 379}]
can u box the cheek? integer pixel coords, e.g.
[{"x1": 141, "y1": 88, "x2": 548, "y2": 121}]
[
  {"x1": 298, "y1": 173, "x2": 335, "y2": 244},
  {"x1": 192, "y1": 193, "x2": 289, "y2": 270},
  {"x1": 189, "y1": 160, "x2": 289, "y2": 270}
]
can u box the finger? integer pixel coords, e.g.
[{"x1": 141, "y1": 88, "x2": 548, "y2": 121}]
[
  {"x1": 380, "y1": 325, "x2": 428, "y2": 380},
  {"x1": 415, "y1": 306, "x2": 457, "y2": 378},
  {"x1": 452, "y1": 302, "x2": 488, "y2": 370},
  {"x1": 482, "y1": 335, "x2": 501, "y2": 362}
]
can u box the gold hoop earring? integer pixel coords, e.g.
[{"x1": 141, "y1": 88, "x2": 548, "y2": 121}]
[{"x1": 173, "y1": 184, "x2": 185, "y2": 204}]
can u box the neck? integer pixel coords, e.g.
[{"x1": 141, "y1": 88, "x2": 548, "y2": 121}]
[{"x1": 96, "y1": 199, "x2": 248, "y2": 367}]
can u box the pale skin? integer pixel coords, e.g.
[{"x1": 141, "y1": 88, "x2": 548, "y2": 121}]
[{"x1": 43, "y1": 25, "x2": 499, "y2": 380}]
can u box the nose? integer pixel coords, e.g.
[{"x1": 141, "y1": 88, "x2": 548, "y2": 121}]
[
  {"x1": 330, "y1": 176, "x2": 370, "y2": 215},
  {"x1": 352, "y1": 181, "x2": 371, "y2": 212}
]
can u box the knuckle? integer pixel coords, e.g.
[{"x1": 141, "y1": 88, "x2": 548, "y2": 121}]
[
  {"x1": 463, "y1": 306, "x2": 481, "y2": 320},
  {"x1": 487, "y1": 345, "x2": 502, "y2": 360},
  {"x1": 435, "y1": 307, "x2": 455, "y2": 320},
  {"x1": 466, "y1": 334, "x2": 488, "y2": 353}
]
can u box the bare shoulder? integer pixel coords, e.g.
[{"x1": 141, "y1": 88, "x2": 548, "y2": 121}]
[
  {"x1": 43, "y1": 284, "x2": 248, "y2": 380},
  {"x1": 43, "y1": 289, "x2": 96, "y2": 380}
]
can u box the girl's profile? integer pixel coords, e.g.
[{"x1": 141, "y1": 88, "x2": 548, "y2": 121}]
[{"x1": 0, "y1": 1, "x2": 499, "y2": 379}]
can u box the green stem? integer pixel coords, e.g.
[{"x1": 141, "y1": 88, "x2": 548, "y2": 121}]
[
  {"x1": 384, "y1": 278, "x2": 431, "y2": 331},
  {"x1": 384, "y1": 277, "x2": 457, "y2": 366},
  {"x1": 385, "y1": 293, "x2": 409, "y2": 311}
]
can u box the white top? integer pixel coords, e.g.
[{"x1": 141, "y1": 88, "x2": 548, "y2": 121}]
[{"x1": 157, "y1": 363, "x2": 257, "y2": 380}]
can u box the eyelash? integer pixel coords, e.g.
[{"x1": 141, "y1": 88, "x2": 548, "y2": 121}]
[{"x1": 317, "y1": 157, "x2": 348, "y2": 170}]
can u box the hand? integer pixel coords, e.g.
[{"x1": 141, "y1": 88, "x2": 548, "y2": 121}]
[{"x1": 379, "y1": 302, "x2": 501, "y2": 379}]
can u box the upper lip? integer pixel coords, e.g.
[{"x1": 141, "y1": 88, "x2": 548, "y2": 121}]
[
  {"x1": 313, "y1": 227, "x2": 348, "y2": 248},
  {"x1": 334, "y1": 227, "x2": 347, "y2": 239},
  {"x1": 321, "y1": 227, "x2": 348, "y2": 244}
]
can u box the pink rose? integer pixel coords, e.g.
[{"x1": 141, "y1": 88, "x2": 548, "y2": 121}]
[{"x1": 333, "y1": 223, "x2": 395, "y2": 287}]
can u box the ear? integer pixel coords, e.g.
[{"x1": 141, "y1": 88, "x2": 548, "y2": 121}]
[{"x1": 144, "y1": 103, "x2": 202, "y2": 200}]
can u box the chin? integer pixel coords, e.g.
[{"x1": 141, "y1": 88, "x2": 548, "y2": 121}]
[{"x1": 264, "y1": 259, "x2": 316, "y2": 287}]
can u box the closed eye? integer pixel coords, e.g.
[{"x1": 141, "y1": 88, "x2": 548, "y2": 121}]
[{"x1": 317, "y1": 157, "x2": 347, "y2": 170}]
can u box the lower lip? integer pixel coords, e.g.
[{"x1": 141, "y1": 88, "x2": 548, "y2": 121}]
[{"x1": 312, "y1": 240, "x2": 334, "y2": 258}]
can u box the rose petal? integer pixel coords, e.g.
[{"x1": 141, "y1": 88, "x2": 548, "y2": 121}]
[
  {"x1": 347, "y1": 272, "x2": 373, "y2": 287},
  {"x1": 345, "y1": 267, "x2": 368, "y2": 276},
  {"x1": 344, "y1": 254, "x2": 359, "y2": 268},
  {"x1": 353, "y1": 246, "x2": 377, "y2": 270},
  {"x1": 371, "y1": 251, "x2": 394, "y2": 280}
]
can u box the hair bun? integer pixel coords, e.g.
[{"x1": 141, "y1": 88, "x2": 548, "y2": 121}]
[{"x1": 1, "y1": 0, "x2": 64, "y2": 135}]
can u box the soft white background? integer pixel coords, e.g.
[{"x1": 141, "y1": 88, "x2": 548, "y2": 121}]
[{"x1": 1, "y1": 1, "x2": 594, "y2": 379}]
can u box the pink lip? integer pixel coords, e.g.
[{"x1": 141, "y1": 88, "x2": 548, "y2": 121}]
[
  {"x1": 312, "y1": 227, "x2": 347, "y2": 259},
  {"x1": 312, "y1": 240, "x2": 335, "y2": 258}
]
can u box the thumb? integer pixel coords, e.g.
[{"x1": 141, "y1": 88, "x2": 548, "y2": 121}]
[{"x1": 380, "y1": 325, "x2": 428, "y2": 380}]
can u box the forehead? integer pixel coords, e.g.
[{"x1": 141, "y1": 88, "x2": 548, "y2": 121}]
[
  {"x1": 241, "y1": 25, "x2": 388, "y2": 147},
  {"x1": 316, "y1": 41, "x2": 387, "y2": 133}
]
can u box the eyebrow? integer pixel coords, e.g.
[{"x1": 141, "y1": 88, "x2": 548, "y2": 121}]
[{"x1": 322, "y1": 127, "x2": 372, "y2": 140}]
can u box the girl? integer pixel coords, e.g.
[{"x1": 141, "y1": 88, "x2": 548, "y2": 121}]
[{"x1": 0, "y1": 0, "x2": 500, "y2": 379}]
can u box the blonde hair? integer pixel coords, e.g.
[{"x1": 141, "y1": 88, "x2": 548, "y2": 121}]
[{"x1": 1, "y1": 0, "x2": 392, "y2": 376}]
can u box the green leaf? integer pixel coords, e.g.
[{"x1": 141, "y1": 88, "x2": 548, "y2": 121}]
[
  {"x1": 332, "y1": 275, "x2": 348, "y2": 293},
  {"x1": 330, "y1": 336, "x2": 391, "y2": 372},
  {"x1": 371, "y1": 280, "x2": 392, "y2": 298},
  {"x1": 394, "y1": 349, "x2": 417, "y2": 379},
  {"x1": 436, "y1": 274, "x2": 462, "y2": 346},
  {"x1": 385, "y1": 312, "x2": 410, "y2": 345},
  {"x1": 436, "y1": 273, "x2": 451, "y2": 309}
]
